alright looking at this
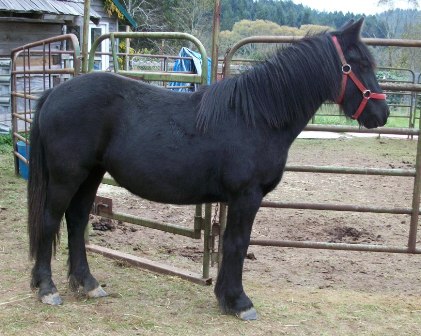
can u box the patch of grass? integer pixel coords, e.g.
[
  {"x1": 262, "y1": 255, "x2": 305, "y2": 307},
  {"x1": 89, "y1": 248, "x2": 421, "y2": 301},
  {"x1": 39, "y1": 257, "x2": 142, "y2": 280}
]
[
  {"x1": 312, "y1": 105, "x2": 417, "y2": 128},
  {"x1": 0, "y1": 133, "x2": 13, "y2": 154}
]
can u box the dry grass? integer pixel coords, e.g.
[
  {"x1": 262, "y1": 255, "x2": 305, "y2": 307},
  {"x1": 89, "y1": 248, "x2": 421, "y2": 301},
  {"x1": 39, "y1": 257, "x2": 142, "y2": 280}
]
[{"x1": 1, "y1": 141, "x2": 421, "y2": 335}]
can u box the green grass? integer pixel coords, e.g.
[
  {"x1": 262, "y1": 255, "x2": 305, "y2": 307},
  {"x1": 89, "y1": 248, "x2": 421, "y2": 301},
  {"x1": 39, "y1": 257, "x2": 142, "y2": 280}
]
[
  {"x1": 0, "y1": 133, "x2": 13, "y2": 154},
  {"x1": 311, "y1": 104, "x2": 418, "y2": 128},
  {"x1": 312, "y1": 115, "x2": 413, "y2": 128}
]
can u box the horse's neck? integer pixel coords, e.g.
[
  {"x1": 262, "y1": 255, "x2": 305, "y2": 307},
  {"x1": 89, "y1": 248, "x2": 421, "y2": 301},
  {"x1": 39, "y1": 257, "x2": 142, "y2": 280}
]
[{"x1": 264, "y1": 41, "x2": 338, "y2": 136}]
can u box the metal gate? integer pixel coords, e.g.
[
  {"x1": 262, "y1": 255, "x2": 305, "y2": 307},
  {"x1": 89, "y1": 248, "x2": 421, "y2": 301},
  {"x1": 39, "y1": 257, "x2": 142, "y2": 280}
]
[
  {"x1": 84, "y1": 32, "x2": 214, "y2": 285},
  {"x1": 10, "y1": 32, "x2": 218, "y2": 285},
  {"x1": 11, "y1": 34, "x2": 81, "y2": 177},
  {"x1": 11, "y1": 34, "x2": 421, "y2": 289},
  {"x1": 222, "y1": 36, "x2": 421, "y2": 254}
]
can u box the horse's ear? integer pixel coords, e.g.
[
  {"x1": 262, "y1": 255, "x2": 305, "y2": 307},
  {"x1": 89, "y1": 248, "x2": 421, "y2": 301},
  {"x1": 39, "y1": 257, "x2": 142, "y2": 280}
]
[
  {"x1": 341, "y1": 17, "x2": 364, "y2": 40},
  {"x1": 339, "y1": 19, "x2": 355, "y2": 30}
]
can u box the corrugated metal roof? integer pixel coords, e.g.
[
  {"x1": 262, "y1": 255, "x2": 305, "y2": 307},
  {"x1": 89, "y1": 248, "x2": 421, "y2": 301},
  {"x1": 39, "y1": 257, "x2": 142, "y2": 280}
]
[{"x1": 0, "y1": 0, "x2": 102, "y2": 21}]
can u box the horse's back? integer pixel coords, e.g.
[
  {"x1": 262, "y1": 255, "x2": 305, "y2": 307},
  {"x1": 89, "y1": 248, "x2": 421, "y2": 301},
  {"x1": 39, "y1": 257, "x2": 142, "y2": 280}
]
[{"x1": 38, "y1": 73, "x2": 195, "y2": 155}]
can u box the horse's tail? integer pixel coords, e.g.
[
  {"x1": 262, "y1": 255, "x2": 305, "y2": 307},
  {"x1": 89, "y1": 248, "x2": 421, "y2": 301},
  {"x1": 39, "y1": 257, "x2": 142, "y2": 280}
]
[{"x1": 28, "y1": 89, "x2": 54, "y2": 260}]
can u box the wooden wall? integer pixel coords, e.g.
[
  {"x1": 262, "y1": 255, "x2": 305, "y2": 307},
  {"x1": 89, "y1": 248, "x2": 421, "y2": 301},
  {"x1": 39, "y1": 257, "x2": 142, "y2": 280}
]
[{"x1": 0, "y1": 21, "x2": 62, "y2": 57}]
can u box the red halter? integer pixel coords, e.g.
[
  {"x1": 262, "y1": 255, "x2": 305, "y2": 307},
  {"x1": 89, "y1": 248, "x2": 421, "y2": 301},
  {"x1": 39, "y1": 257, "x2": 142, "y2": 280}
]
[{"x1": 331, "y1": 35, "x2": 386, "y2": 120}]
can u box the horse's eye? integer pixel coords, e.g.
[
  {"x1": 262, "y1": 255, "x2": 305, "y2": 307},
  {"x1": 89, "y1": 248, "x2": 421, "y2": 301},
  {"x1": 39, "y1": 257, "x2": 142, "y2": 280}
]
[
  {"x1": 360, "y1": 60, "x2": 373, "y2": 71},
  {"x1": 350, "y1": 58, "x2": 372, "y2": 72}
]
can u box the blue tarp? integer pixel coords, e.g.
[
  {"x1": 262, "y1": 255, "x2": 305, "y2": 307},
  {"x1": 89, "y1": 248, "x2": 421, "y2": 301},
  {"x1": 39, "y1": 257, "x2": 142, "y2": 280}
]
[{"x1": 168, "y1": 47, "x2": 211, "y2": 91}]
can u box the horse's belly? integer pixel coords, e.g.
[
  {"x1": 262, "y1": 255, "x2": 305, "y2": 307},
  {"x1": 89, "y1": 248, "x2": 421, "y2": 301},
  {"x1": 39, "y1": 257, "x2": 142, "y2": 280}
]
[{"x1": 106, "y1": 156, "x2": 220, "y2": 205}]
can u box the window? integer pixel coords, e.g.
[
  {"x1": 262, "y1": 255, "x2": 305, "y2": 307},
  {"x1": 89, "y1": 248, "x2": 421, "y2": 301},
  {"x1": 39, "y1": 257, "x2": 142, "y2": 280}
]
[{"x1": 88, "y1": 23, "x2": 109, "y2": 70}]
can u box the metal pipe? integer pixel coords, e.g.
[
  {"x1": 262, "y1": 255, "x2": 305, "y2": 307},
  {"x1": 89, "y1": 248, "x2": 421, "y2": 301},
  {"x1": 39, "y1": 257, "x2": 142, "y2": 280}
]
[
  {"x1": 304, "y1": 124, "x2": 419, "y2": 135},
  {"x1": 194, "y1": 204, "x2": 203, "y2": 233},
  {"x1": 12, "y1": 113, "x2": 33, "y2": 123},
  {"x1": 116, "y1": 70, "x2": 203, "y2": 83},
  {"x1": 82, "y1": 0, "x2": 91, "y2": 73},
  {"x1": 11, "y1": 92, "x2": 43, "y2": 100},
  {"x1": 217, "y1": 203, "x2": 227, "y2": 271},
  {"x1": 260, "y1": 200, "x2": 415, "y2": 215},
  {"x1": 13, "y1": 133, "x2": 27, "y2": 143},
  {"x1": 408, "y1": 99, "x2": 421, "y2": 252},
  {"x1": 249, "y1": 239, "x2": 421, "y2": 254},
  {"x1": 381, "y1": 82, "x2": 421, "y2": 92},
  {"x1": 125, "y1": 25, "x2": 130, "y2": 71},
  {"x1": 98, "y1": 210, "x2": 200, "y2": 239},
  {"x1": 223, "y1": 35, "x2": 421, "y2": 79},
  {"x1": 13, "y1": 151, "x2": 28, "y2": 165},
  {"x1": 110, "y1": 33, "x2": 119, "y2": 72},
  {"x1": 86, "y1": 244, "x2": 212, "y2": 285},
  {"x1": 210, "y1": 0, "x2": 221, "y2": 83},
  {"x1": 202, "y1": 204, "x2": 212, "y2": 279},
  {"x1": 98, "y1": 210, "x2": 196, "y2": 238},
  {"x1": 10, "y1": 34, "x2": 80, "y2": 54},
  {"x1": 285, "y1": 165, "x2": 415, "y2": 177}
]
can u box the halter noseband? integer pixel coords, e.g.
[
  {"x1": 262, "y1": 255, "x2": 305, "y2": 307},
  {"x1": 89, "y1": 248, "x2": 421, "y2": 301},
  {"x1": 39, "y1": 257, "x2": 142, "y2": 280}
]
[{"x1": 331, "y1": 35, "x2": 386, "y2": 120}]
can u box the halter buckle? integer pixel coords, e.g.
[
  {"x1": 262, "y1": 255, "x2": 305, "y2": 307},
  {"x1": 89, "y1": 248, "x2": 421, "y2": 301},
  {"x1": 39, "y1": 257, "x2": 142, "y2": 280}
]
[
  {"x1": 362, "y1": 90, "x2": 371, "y2": 99},
  {"x1": 342, "y1": 64, "x2": 351, "y2": 74}
]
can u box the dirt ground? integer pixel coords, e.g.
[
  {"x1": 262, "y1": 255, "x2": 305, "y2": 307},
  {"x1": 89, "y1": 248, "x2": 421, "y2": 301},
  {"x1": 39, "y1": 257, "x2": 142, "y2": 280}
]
[
  {"x1": 2, "y1": 136, "x2": 421, "y2": 335},
  {"x1": 91, "y1": 136, "x2": 421, "y2": 296}
]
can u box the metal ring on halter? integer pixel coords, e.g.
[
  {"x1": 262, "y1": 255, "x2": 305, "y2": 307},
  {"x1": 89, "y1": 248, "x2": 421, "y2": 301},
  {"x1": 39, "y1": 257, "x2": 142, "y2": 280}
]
[
  {"x1": 342, "y1": 64, "x2": 351, "y2": 74},
  {"x1": 362, "y1": 89, "x2": 371, "y2": 99}
]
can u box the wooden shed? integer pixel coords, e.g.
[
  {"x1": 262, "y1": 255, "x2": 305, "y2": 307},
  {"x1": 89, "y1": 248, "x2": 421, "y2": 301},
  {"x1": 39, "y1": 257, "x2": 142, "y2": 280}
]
[{"x1": 0, "y1": 0, "x2": 137, "y2": 128}]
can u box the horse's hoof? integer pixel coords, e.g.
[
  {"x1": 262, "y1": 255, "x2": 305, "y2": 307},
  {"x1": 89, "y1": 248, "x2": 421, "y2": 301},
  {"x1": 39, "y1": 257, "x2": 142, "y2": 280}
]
[
  {"x1": 41, "y1": 292, "x2": 63, "y2": 305},
  {"x1": 87, "y1": 285, "x2": 107, "y2": 298},
  {"x1": 236, "y1": 307, "x2": 258, "y2": 321}
]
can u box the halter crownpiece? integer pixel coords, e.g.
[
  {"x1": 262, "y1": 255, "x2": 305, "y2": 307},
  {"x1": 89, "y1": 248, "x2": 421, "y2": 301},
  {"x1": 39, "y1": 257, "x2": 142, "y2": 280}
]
[{"x1": 331, "y1": 35, "x2": 386, "y2": 120}]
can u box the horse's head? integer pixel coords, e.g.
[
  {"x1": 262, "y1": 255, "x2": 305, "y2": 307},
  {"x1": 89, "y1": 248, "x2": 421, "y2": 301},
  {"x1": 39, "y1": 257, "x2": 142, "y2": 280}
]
[{"x1": 332, "y1": 18, "x2": 389, "y2": 129}]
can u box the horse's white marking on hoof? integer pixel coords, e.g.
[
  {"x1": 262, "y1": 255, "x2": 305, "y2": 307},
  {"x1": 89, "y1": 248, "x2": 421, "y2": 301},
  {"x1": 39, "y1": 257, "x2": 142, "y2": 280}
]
[
  {"x1": 87, "y1": 286, "x2": 108, "y2": 298},
  {"x1": 41, "y1": 292, "x2": 63, "y2": 305},
  {"x1": 237, "y1": 307, "x2": 258, "y2": 321}
]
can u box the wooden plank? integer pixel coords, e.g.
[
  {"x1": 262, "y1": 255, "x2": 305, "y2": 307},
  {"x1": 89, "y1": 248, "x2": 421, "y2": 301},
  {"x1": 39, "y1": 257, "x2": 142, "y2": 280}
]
[{"x1": 86, "y1": 244, "x2": 213, "y2": 286}]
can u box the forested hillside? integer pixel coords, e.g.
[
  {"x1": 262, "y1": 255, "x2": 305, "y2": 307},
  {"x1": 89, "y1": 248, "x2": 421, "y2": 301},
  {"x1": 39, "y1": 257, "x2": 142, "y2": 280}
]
[
  {"x1": 116, "y1": 0, "x2": 421, "y2": 70},
  {"x1": 220, "y1": 0, "x2": 386, "y2": 37}
]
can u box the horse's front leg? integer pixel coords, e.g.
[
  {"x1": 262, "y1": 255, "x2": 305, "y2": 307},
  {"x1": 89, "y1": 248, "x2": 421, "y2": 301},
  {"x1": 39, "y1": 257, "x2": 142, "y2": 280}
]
[{"x1": 214, "y1": 190, "x2": 262, "y2": 320}]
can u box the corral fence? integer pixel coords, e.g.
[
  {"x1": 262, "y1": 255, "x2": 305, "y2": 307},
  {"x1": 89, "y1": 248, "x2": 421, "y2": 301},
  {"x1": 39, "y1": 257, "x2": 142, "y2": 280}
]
[
  {"x1": 10, "y1": 32, "x2": 217, "y2": 285},
  {"x1": 222, "y1": 36, "x2": 421, "y2": 254},
  {"x1": 10, "y1": 34, "x2": 421, "y2": 288}
]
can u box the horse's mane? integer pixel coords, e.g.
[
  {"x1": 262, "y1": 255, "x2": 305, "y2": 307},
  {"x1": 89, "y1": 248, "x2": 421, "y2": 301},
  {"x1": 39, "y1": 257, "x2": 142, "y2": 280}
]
[{"x1": 196, "y1": 32, "x2": 345, "y2": 131}]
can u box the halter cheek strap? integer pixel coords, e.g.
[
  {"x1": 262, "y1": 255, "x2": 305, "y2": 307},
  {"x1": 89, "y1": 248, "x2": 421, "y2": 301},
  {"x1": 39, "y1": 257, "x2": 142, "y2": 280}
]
[{"x1": 331, "y1": 35, "x2": 386, "y2": 120}]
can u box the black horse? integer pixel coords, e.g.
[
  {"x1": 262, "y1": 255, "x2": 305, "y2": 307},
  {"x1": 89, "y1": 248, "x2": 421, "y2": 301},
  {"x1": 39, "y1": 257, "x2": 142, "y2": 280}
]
[{"x1": 28, "y1": 18, "x2": 388, "y2": 320}]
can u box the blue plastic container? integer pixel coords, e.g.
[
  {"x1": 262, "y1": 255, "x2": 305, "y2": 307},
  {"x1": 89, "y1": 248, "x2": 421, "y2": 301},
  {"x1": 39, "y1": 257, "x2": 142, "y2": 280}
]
[{"x1": 16, "y1": 141, "x2": 30, "y2": 180}]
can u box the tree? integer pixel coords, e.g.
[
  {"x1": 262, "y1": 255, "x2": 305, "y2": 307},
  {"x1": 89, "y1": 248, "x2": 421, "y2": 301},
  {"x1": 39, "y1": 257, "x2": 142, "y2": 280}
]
[
  {"x1": 120, "y1": 0, "x2": 161, "y2": 30},
  {"x1": 169, "y1": 0, "x2": 214, "y2": 46},
  {"x1": 377, "y1": 0, "x2": 419, "y2": 11},
  {"x1": 219, "y1": 19, "x2": 331, "y2": 59}
]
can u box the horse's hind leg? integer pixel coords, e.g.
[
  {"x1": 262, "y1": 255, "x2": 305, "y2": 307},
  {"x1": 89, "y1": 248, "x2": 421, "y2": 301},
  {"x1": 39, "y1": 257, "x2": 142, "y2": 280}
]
[
  {"x1": 65, "y1": 167, "x2": 106, "y2": 298},
  {"x1": 31, "y1": 181, "x2": 79, "y2": 305}
]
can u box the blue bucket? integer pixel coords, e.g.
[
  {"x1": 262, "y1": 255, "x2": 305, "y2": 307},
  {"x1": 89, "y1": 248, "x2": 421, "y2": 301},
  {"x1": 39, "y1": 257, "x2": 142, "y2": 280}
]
[{"x1": 16, "y1": 141, "x2": 30, "y2": 180}]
